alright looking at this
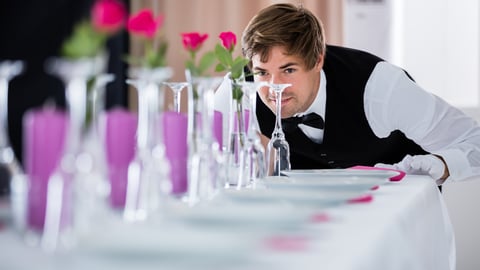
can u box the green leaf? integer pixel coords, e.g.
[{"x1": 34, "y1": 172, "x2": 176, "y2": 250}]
[
  {"x1": 233, "y1": 55, "x2": 250, "y2": 67},
  {"x1": 214, "y1": 44, "x2": 232, "y2": 67},
  {"x1": 146, "y1": 41, "x2": 168, "y2": 68},
  {"x1": 61, "y1": 20, "x2": 105, "y2": 59},
  {"x1": 198, "y1": 51, "x2": 216, "y2": 75},
  {"x1": 185, "y1": 60, "x2": 197, "y2": 75},
  {"x1": 123, "y1": 54, "x2": 143, "y2": 66},
  {"x1": 215, "y1": 63, "x2": 226, "y2": 72},
  {"x1": 232, "y1": 83, "x2": 243, "y2": 101},
  {"x1": 230, "y1": 58, "x2": 249, "y2": 79}
]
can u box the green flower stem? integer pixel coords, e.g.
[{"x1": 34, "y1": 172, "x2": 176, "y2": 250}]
[{"x1": 232, "y1": 81, "x2": 245, "y2": 146}]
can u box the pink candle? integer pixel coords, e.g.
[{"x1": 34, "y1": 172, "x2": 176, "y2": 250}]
[
  {"x1": 23, "y1": 108, "x2": 67, "y2": 231},
  {"x1": 232, "y1": 109, "x2": 249, "y2": 133},
  {"x1": 244, "y1": 109, "x2": 250, "y2": 133},
  {"x1": 213, "y1": 110, "x2": 223, "y2": 148},
  {"x1": 162, "y1": 111, "x2": 188, "y2": 194},
  {"x1": 105, "y1": 108, "x2": 137, "y2": 208}
]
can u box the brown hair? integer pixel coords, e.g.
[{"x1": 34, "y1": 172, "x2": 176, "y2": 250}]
[{"x1": 242, "y1": 3, "x2": 326, "y2": 70}]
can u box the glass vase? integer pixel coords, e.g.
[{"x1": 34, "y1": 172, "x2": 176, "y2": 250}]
[
  {"x1": 123, "y1": 66, "x2": 173, "y2": 222},
  {"x1": 225, "y1": 79, "x2": 248, "y2": 189},
  {"x1": 241, "y1": 81, "x2": 268, "y2": 187}
]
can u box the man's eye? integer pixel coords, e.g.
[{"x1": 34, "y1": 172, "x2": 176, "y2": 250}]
[
  {"x1": 284, "y1": 68, "x2": 296, "y2": 74},
  {"x1": 255, "y1": 71, "x2": 268, "y2": 77}
]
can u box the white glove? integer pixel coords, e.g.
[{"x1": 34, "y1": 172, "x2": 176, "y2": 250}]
[{"x1": 375, "y1": 154, "x2": 446, "y2": 180}]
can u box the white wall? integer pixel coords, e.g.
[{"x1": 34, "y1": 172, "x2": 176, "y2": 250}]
[{"x1": 343, "y1": 1, "x2": 480, "y2": 269}]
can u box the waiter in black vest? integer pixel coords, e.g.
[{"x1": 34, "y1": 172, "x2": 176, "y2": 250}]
[{"x1": 216, "y1": 3, "x2": 480, "y2": 185}]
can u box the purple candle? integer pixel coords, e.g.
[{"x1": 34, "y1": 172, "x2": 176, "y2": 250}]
[
  {"x1": 244, "y1": 109, "x2": 250, "y2": 133},
  {"x1": 231, "y1": 109, "x2": 249, "y2": 133},
  {"x1": 162, "y1": 111, "x2": 188, "y2": 194},
  {"x1": 213, "y1": 110, "x2": 223, "y2": 148},
  {"x1": 23, "y1": 108, "x2": 67, "y2": 231},
  {"x1": 105, "y1": 108, "x2": 137, "y2": 208}
]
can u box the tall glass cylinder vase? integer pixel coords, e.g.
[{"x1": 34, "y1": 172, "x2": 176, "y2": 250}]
[
  {"x1": 225, "y1": 79, "x2": 248, "y2": 189},
  {"x1": 123, "y1": 67, "x2": 173, "y2": 222}
]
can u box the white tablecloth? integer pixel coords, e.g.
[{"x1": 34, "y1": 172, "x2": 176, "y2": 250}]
[{"x1": 0, "y1": 175, "x2": 455, "y2": 270}]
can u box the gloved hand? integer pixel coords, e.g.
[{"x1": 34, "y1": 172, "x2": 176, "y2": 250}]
[{"x1": 375, "y1": 154, "x2": 448, "y2": 180}]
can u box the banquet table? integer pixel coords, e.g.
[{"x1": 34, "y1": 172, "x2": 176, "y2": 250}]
[{"x1": 0, "y1": 174, "x2": 455, "y2": 270}]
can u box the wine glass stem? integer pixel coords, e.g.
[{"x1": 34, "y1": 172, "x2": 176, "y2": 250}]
[
  {"x1": 137, "y1": 83, "x2": 158, "y2": 150},
  {"x1": 173, "y1": 92, "x2": 181, "y2": 113},
  {"x1": 0, "y1": 78, "x2": 8, "y2": 148},
  {"x1": 64, "y1": 78, "x2": 87, "y2": 154},
  {"x1": 274, "y1": 90, "x2": 283, "y2": 134}
]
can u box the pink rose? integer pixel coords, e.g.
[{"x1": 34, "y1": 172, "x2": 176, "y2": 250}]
[
  {"x1": 91, "y1": 0, "x2": 126, "y2": 34},
  {"x1": 181, "y1": 32, "x2": 209, "y2": 52},
  {"x1": 219, "y1": 31, "x2": 236, "y2": 51},
  {"x1": 127, "y1": 9, "x2": 164, "y2": 39}
]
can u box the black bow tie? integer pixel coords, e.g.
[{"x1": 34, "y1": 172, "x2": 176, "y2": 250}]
[{"x1": 282, "y1": 112, "x2": 324, "y2": 133}]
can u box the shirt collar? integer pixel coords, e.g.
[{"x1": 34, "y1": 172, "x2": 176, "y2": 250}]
[{"x1": 294, "y1": 69, "x2": 326, "y2": 119}]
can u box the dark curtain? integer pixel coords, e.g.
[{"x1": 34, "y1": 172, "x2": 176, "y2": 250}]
[{"x1": 0, "y1": 0, "x2": 130, "y2": 195}]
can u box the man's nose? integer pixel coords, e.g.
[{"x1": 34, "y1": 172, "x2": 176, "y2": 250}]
[{"x1": 269, "y1": 75, "x2": 280, "y2": 84}]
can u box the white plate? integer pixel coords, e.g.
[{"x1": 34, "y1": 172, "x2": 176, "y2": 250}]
[
  {"x1": 281, "y1": 168, "x2": 398, "y2": 179},
  {"x1": 222, "y1": 188, "x2": 366, "y2": 208},
  {"x1": 170, "y1": 203, "x2": 312, "y2": 230},
  {"x1": 260, "y1": 175, "x2": 384, "y2": 192}
]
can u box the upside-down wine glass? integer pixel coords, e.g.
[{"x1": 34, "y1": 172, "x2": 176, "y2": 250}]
[
  {"x1": 42, "y1": 54, "x2": 107, "y2": 251},
  {"x1": 185, "y1": 70, "x2": 224, "y2": 205},
  {"x1": 266, "y1": 83, "x2": 292, "y2": 176},
  {"x1": 123, "y1": 67, "x2": 173, "y2": 222},
  {"x1": 163, "y1": 82, "x2": 188, "y2": 113}
]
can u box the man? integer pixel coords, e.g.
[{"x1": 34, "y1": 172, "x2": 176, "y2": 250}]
[{"x1": 216, "y1": 3, "x2": 480, "y2": 184}]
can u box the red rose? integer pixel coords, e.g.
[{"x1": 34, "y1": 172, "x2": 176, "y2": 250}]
[
  {"x1": 91, "y1": 0, "x2": 126, "y2": 34},
  {"x1": 127, "y1": 9, "x2": 164, "y2": 39},
  {"x1": 181, "y1": 32, "x2": 209, "y2": 52},
  {"x1": 219, "y1": 31, "x2": 236, "y2": 51}
]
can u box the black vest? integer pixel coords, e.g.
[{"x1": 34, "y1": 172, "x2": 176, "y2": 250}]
[{"x1": 256, "y1": 45, "x2": 428, "y2": 169}]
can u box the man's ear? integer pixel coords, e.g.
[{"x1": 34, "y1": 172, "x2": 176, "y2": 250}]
[{"x1": 314, "y1": 54, "x2": 324, "y2": 72}]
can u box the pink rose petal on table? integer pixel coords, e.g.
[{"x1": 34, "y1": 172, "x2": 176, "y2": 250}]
[
  {"x1": 349, "y1": 165, "x2": 405, "y2": 181},
  {"x1": 310, "y1": 213, "x2": 330, "y2": 223},
  {"x1": 348, "y1": 194, "x2": 374, "y2": 204},
  {"x1": 264, "y1": 235, "x2": 310, "y2": 252}
]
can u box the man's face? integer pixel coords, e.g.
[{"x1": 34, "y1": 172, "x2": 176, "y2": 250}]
[{"x1": 252, "y1": 46, "x2": 322, "y2": 118}]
